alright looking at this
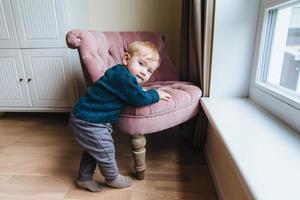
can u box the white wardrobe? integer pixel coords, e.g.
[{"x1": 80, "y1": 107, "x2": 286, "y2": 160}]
[{"x1": 0, "y1": 0, "x2": 79, "y2": 111}]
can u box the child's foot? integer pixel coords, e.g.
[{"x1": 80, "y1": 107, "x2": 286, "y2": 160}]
[
  {"x1": 106, "y1": 174, "x2": 132, "y2": 188},
  {"x1": 76, "y1": 179, "x2": 101, "y2": 192}
]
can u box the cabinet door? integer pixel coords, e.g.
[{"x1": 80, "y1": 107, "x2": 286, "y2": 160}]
[
  {"x1": 11, "y1": 0, "x2": 67, "y2": 48},
  {"x1": 22, "y1": 49, "x2": 75, "y2": 108},
  {"x1": 0, "y1": 49, "x2": 31, "y2": 107},
  {"x1": 0, "y1": 0, "x2": 19, "y2": 48}
]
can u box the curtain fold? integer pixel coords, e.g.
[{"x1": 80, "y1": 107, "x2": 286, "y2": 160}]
[{"x1": 180, "y1": 0, "x2": 214, "y2": 150}]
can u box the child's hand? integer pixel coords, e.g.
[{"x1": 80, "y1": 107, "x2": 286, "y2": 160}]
[{"x1": 157, "y1": 89, "x2": 172, "y2": 101}]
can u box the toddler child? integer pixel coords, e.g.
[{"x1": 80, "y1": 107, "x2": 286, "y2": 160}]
[{"x1": 69, "y1": 41, "x2": 171, "y2": 192}]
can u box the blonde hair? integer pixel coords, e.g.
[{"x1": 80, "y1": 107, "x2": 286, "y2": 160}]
[{"x1": 127, "y1": 41, "x2": 160, "y2": 64}]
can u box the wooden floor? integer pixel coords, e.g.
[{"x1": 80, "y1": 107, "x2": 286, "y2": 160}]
[{"x1": 0, "y1": 113, "x2": 218, "y2": 200}]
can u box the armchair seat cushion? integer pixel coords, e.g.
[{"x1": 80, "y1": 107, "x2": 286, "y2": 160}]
[{"x1": 115, "y1": 81, "x2": 202, "y2": 135}]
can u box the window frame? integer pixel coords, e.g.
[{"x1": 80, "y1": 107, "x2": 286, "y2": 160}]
[{"x1": 250, "y1": 0, "x2": 300, "y2": 132}]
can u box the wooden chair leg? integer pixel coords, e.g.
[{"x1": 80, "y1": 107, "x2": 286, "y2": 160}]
[{"x1": 130, "y1": 134, "x2": 146, "y2": 180}]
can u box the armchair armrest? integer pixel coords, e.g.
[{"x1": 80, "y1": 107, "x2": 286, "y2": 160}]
[{"x1": 66, "y1": 30, "x2": 106, "y2": 84}]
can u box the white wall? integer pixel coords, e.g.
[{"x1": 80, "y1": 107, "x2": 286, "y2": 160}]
[
  {"x1": 64, "y1": 0, "x2": 89, "y2": 30},
  {"x1": 64, "y1": 0, "x2": 89, "y2": 97},
  {"x1": 87, "y1": 0, "x2": 181, "y2": 70},
  {"x1": 210, "y1": 0, "x2": 260, "y2": 97}
]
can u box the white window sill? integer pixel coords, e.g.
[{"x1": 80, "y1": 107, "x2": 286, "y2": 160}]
[{"x1": 201, "y1": 97, "x2": 300, "y2": 200}]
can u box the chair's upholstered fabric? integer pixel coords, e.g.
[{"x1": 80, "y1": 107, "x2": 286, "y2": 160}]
[
  {"x1": 66, "y1": 30, "x2": 178, "y2": 85},
  {"x1": 116, "y1": 81, "x2": 201, "y2": 134},
  {"x1": 66, "y1": 30, "x2": 202, "y2": 135}
]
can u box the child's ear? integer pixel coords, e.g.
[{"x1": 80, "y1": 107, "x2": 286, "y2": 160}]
[{"x1": 122, "y1": 53, "x2": 130, "y2": 65}]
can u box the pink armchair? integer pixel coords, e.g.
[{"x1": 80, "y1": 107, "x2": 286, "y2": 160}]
[{"x1": 66, "y1": 30, "x2": 202, "y2": 180}]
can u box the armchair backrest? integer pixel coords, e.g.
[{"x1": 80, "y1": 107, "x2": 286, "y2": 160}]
[{"x1": 66, "y1": 30, "x2": 178, "y2": 86}]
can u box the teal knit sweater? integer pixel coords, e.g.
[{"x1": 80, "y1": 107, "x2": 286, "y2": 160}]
[{"x1": 73, "y1": 64, "x2": 159, "y2": 123}]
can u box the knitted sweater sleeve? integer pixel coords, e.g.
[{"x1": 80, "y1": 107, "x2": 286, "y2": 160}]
[{"x1": 104, "y1": 67, "x2": 160, "y2": 107}]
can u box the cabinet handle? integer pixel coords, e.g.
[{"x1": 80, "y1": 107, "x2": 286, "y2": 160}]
[
  {"x1": 19, "y1": 78, "x2": 23, "y2": 82},
  {"x1": 27, "y1": 78, "x2": 32, "y2": 82}
]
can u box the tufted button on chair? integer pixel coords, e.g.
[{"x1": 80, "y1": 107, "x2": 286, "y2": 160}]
[{"x1": 66, "y1": 30, "x2": 202, "y2": 180}]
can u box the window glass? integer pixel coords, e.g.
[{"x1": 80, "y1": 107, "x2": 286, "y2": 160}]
[{"x1": 262, "y1": 2, "x2": 300, "y2": 99}]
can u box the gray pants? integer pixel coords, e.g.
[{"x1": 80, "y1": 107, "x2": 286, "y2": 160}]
[{"x1": 68, "y1": 113, "x2": 119, "y2": 181}]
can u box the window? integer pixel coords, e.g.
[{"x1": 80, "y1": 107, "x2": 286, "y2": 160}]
[
  {"x1": 256, "y1": 0, "x2": 300, "y2": 107},
  {"x1": 250, "y1": 0, "x2": 300, "y2": 132},
  {"x1": 267, "y1": 4, "x2": 300, "y2": 91}
]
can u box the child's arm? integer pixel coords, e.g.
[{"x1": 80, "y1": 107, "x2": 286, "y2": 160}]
[
  {"x1": 156, "y1": 90, "x2": 172, "y2": 101},
  {"x1": 143, "y1": 88, "x2": 171, "y2": 101},
  {"x1": 102, "y1": 71, "x2": 171, "y2": 106},
  {"x1": 101, "y1": 66, "x2": 172, "y2": 106},
  {"x1": 114, "y1": 76, "x2": 160, "y2": 106}
]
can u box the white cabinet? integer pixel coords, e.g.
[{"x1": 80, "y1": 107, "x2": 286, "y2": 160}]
[
  {"x1": 10, "y1": 0, "x2": 67, "y2": 48},
  {"x1": 0, "y1": 0, "x2": 76, "y2": 111},
  {"x1": 22, "y1": 49, "x2": 75, "y2": 108},
  {"x1": 0, "y1": 49, "x2": 31, "y2": 107},
  {"x1": 0, "y1": 0, "x2": 19, "y2": 48}
]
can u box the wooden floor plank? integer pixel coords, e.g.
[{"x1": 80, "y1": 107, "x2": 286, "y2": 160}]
[{"x1": 0, "y1": 113, "x2": 218, "y2": 200}]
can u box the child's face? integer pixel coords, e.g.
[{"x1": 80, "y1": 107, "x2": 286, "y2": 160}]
[{"x1": 122, "y1": 52, "x2": 159, "y2": 84}]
